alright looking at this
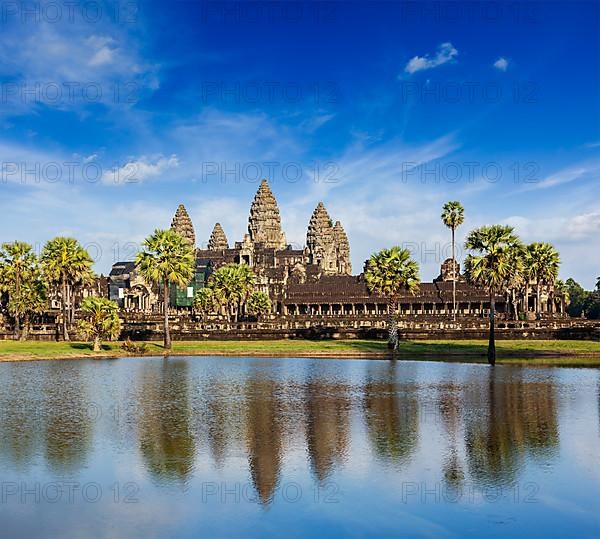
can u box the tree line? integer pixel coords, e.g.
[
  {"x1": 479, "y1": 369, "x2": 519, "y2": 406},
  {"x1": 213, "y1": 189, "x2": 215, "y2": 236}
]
[{"x1": 365, "y1": 201, "x2": 597, "y2": 365}]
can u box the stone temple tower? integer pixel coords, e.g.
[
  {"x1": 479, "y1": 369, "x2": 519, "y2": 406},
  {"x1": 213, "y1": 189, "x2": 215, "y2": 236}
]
[
  {"x1": 248, "y1": 180, "x2": 287, "y2": 249},
  {"x1": 207, "y1": 223, "x2": 229, "y2": 250},
  {"x1": 170, "y1": 204, "x2": 196, "y2": 247},
  {"x1": 307, "y1": 202, "x2": 336, "y2": 273},
  {"x1": 333, "y1": 221, "x2": 352, "y2": 275},
  {"x1": 307, "y1": 203, "x2": 351, "y2": 275}
]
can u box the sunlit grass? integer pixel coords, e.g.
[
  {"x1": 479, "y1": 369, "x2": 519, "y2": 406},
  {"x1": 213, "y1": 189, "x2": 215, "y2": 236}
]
[{"x1": 0, "y1": 338, "x2": 598, "y2": 365}]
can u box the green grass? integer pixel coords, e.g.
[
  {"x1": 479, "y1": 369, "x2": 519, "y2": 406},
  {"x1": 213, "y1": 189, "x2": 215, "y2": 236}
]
[{"x1": 0, "y1": 338, "x2": 598, "y2": 366}]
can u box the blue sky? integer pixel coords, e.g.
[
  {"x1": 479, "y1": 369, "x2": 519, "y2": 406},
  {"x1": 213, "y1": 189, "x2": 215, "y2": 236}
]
[{"x1": 0, "y1": 1, "x2": 598, "y2": 287}]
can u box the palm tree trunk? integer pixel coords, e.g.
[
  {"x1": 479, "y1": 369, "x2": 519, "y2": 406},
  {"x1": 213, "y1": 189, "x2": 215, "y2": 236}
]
[
  {"x1": 14, "y1": 268, "x2": 21, "y2": 340},
  {"x1": 536, "y1": 282, "x2": 541, "y2": 320},
  {"x1": 61, "y1": 272, "x2": 70, "y2": 341},
  {"x1": 93, "y1": 336, "x2": 101, "y2": 352},
  {"x1": 452, "y1": 227, "x2": 456, "y2": 321},
  {"x1": 387, "y1": 295, "x2": 399, "y2": 352},
  {"x1": 70, "y1": 285, "x2": 76, "y2": 323},
  {"x1": 488, "y1": 294, "x2": 496, "y2": 366},
  {"x1": 163, "y1": 278, "x2": 171, "y2": 351},
  {"x1": 21, "y1": 313, "x2": 29, "y2": 341}
]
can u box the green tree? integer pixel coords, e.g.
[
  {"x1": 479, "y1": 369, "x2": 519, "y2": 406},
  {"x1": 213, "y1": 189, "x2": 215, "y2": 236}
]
[
  {"x1": 564, "y1": 278, "x2": 587, "y2": 317},
  {"x1": 77, "y1": 297, "x2": 121, "y2": 352},
  {"x1": 464, "y1": 225, "x2": 522, "y2": 365},
  {"x1": 136, "y1": 229, "x2": 195, "y2": 351},
  {"x1": 582, "y1": 291, "x2": 600, "y2": 319},
  {"x1": 194, "y1": 287, "x2": 219, "y2": 318},
  {"x1": 364, "y1": 247, "x2": 420, "y2": 352},
  {"x1": 208, "y1": 263, "x2": 256, "y2": 322},
  {"x1": 441, "y1": 201, "x2": 465, "y2": 320},
  {"x1": 0, "y1": 241, "x2": 46, "y2": 339},
  {"x1": 524, "y1": 242, "x2": 560, "y2": 319},
  {"x1": 40, "y1": 237, "x2": 94, "y2": 341},
  {"x1": 596, "y1": 276, "x2": 600, "y2": 292},
  {"x1": 247, "y1": 291, "x2": 272, "y2": 320}
]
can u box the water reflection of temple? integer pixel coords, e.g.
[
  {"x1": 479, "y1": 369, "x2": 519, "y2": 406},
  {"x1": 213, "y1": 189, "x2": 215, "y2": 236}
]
[
  {"x1": 305, "y1": 379, "x2": 351, "y2": 481},
  {"x1": 0, "y1": 361, "x2": 570, "y2": 503},
  {"x1": 245, "y1": 375, "x2": 283, "y2": 504}
]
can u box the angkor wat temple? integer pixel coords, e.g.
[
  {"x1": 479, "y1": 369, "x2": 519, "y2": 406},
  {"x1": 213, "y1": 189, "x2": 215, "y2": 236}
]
[{"x1": 106, "y1": 180, "x2": 573, "y2": 340}]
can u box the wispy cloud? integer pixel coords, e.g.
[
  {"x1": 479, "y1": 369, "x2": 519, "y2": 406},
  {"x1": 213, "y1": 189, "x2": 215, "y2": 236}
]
[
  {"x1": 404, "y1": 42, "x2": 458, "y2": 74},
  {"x1": 519, "y1": 162, "x2": 600, "y2": 192},
  {"x1": 0, "y1": 17, "x2": 159, "y2": 116}
]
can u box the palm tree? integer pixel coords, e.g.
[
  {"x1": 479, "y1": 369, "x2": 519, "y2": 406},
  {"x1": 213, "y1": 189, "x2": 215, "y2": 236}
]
[
  {"x1": 136, "y1": 229, "x2": 195, "y2": 351},
  {"x1": 194, "y1": 287, "x2": 218, "y2": 319},
  {"x1": 441, "y1": 201, "x2": 465, "y2": 321},
  {"x1": 247, "y1": 291, "x2": 272, "y2": 320},
  {"x1": 504, "y1": 245, "x2": 526, "y2": 321},
  {"x1": 40, "y1": 237, "x2": 94, "y2": 341},
  {"x1": 554, "y1": 279, "x2": 570, "y2": 315},
  {"x1": 208, "y1": 263, "x2": 256, "y2": 322},
  {"x1": 0, "y1": 241, "x2": 46, "y2": 339},
  {"x1": 364, "y1": 247, "x2": 420, "y2": 352},
  {"x1": 524, "y1": 242, "x2": 560, "y2": 319},
  {"x1": 77, "y1": 297, "x2": 122, "y2": 352},
  {"x1": 464, "y1": 225, "x2": 522, "y2": 365},
  {"x1": 596, "y1": 276, "x2": 600, "y2": 292}
]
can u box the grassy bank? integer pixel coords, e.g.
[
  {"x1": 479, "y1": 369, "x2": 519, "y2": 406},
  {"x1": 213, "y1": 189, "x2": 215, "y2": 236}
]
[{"x1": 0, "y1": 339, "x2": 599, "y2": 366}]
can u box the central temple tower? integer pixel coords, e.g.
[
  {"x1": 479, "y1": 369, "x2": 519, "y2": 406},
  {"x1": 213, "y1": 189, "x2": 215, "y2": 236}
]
[{"x1": 248, "y1": 179, "x2": 287, "y2": 249}]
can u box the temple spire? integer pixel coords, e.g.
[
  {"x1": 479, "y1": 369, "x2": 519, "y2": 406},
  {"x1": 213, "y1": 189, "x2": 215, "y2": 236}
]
[
  {"x1": 248, "y1": 179, "x2": 287, "y2": 249},
  {"x1": 333, "y1": 220, "x2": 352, "y2": 275},
  {"x1": 207, "y1": 223, "x2": 229, "y2": 250},
  {"x1": 306, "y1": 202, "x2": 336, "y2": 273},
  {"x1": 170, "y1": 204, "x2": 195, "y2": 247}
]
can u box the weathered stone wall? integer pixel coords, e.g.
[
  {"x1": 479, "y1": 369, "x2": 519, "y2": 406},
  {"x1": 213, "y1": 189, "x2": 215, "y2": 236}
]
[{"x1": 2, "y1": 316, "x2": 597, "y2": 342}]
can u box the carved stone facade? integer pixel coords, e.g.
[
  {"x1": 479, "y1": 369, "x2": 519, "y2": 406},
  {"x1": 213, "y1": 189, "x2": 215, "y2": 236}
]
[
  {"x1": 170, "y1": 204, "x2": 196, "y2": 246},
  {"x1": 435, "y1": 258, "x2": 464, "y2": 282}
]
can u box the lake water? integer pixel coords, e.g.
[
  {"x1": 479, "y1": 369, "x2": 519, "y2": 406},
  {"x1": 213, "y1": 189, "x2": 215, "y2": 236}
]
[{"x1": 0, "y1": 357, "x2": 598, "y2": 538}]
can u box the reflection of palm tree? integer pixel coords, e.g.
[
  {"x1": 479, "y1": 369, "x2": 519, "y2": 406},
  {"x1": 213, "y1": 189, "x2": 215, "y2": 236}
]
[
  {"x1": 363, "y1": 362, "x2": 419, "y2": 466},
  {"x1": 245, "y1": 374, "x2": 282, "y2": 505},
  {"x1": 0, "y1": 365, "x2": 41, "y2": 470},
  {"x1": 305, "y1": 380, "x2": 350, "y2": 481},
  {"x1": 438, "y1": 382, "x2": 465, "y2": 490},
  {"x1": 464, "y1": 368, "x2": 559, "y2": 487},
  {"x1": 42, "y1": 365, "x2": 93, "y2": 472},
  {"x1": 139, "y1": 360, "x2": 196, "y2": 485}
]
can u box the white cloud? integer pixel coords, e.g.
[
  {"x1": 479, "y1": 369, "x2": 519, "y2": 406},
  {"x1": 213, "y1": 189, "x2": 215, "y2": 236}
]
[
  {"x1": 404, "y1": 43, "x2": 458, "y2": 74},
  {"x1": 493, "y1": 57, "x2": 509, "y2": 71},
  {"x1": 101, "y1": 155, "x2": 179, "y2": 185},
  {"x1": 566, "y1": 211, "x2": 600, "y2": 239},
  {"x1": 89, "y1": 46, "x2": 115, "y2": 66}
]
